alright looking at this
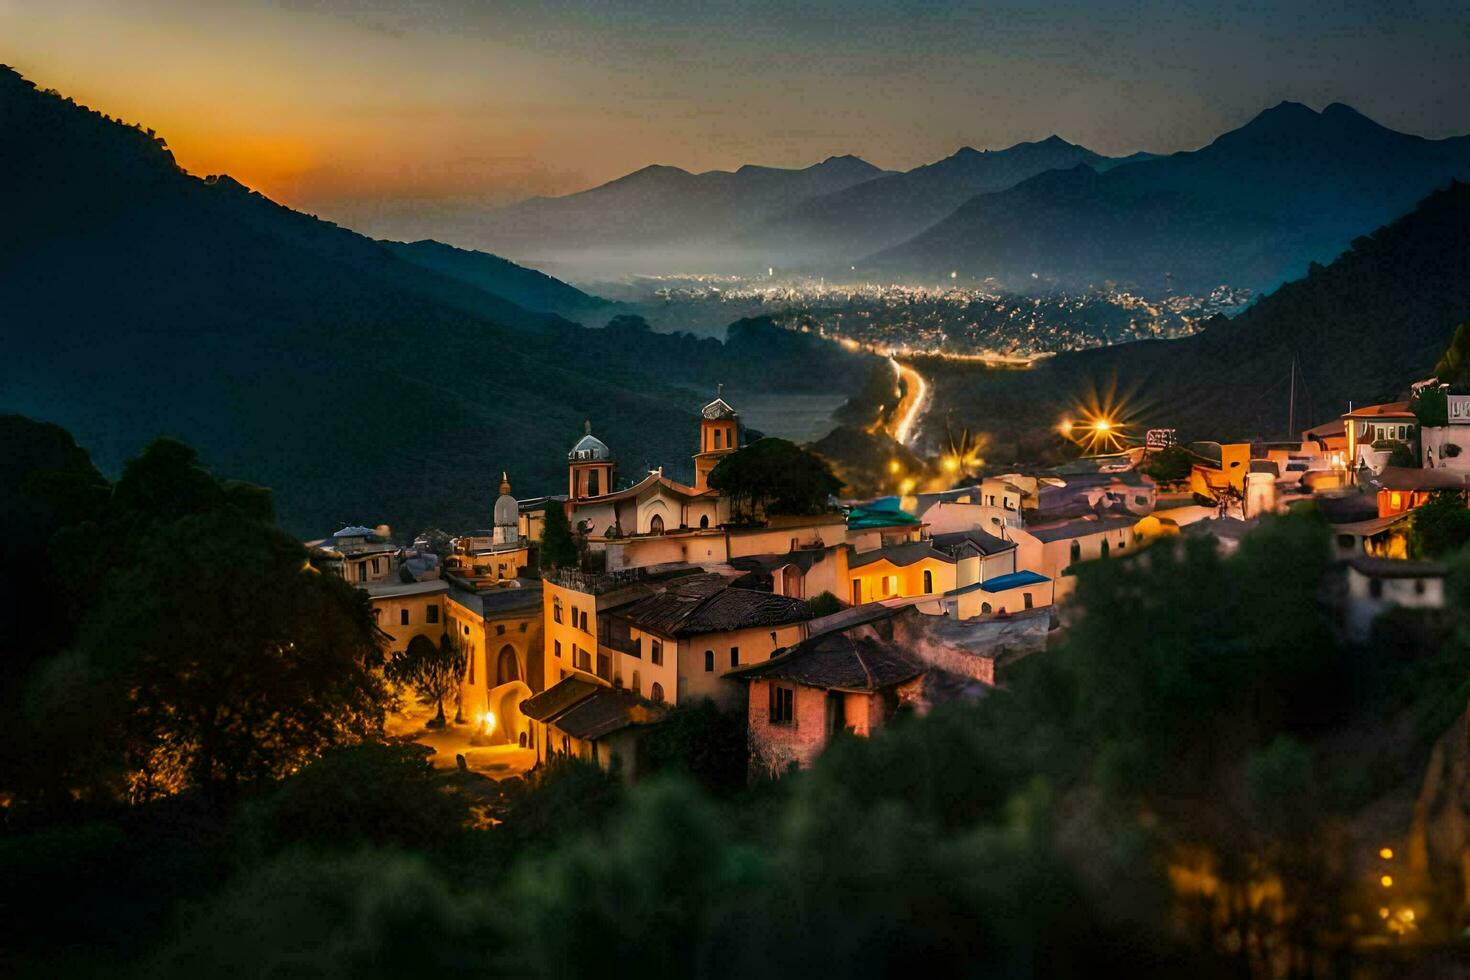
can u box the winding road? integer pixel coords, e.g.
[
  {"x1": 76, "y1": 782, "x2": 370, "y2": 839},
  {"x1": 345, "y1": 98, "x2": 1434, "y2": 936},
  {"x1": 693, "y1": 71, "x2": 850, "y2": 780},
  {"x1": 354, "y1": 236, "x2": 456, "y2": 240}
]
[{"x1": 887, "y1": 356, "x2": 930, "y2": 449}]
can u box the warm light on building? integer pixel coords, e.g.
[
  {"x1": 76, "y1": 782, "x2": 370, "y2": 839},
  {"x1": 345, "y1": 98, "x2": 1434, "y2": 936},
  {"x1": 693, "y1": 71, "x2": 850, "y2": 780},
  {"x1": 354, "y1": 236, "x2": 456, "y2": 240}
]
[
  {"x1": 482, "y1": 711, "x2": 497, "y2": 732},
  {"x1": 1380, "y1": 847, "x2": 1394, "y2": 860},
  {"x1": 1381, "y1": 875, "x2": 1394, "y2": 888}
]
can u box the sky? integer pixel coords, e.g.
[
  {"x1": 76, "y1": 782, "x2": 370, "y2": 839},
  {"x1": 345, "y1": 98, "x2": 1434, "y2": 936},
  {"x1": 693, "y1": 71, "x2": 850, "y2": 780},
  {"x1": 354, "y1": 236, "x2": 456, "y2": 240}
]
[{"x1": 5, "y1": 0, "x2": 1470, "y2": 229}]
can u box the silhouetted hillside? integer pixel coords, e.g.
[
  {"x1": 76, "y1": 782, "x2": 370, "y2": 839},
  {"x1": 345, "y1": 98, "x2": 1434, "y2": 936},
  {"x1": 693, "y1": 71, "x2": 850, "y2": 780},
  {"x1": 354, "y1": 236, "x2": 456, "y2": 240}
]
[
  {"x1": 741, "y1": 136, "x2": 1120, "y2": 265},
  {"x1": 871, "y1": 102, "x2": 1470, "y2": 294},
  {"x1": 0, "y1": 66, "x2": 876, "y2": 535},
  {"x1": 382, "y1": 239, "x2": 608, "y2": 317},
  {"x1": 929, "y1": 180, "x2": 1470, "y2": 447}
]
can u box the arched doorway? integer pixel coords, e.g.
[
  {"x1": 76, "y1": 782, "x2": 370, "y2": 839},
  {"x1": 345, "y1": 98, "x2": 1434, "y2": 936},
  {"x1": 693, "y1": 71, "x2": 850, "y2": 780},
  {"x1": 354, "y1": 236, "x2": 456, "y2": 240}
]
[
  {"x1": 495, "y1": 644, "x2": 520, "y2": 686},
  {"x1": 484, "y1": 680, "x2": 531, "y2": 747}
]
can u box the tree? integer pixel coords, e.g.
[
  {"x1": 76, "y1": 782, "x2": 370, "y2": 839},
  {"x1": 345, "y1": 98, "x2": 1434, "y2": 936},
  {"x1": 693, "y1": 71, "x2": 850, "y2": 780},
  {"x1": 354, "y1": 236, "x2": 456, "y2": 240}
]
[
  {"x1": 1432, "y1": 320, "x2": 1470, "y2": 385},
  {"x1": 539, "y1": 504, "x2": 578, "y2": 570},
  {"x1": 1409, "y1": 489, "x2": 1470, "y2": 558},
  {"x1": 806, "y1": 591, "x2": 843, "y2": 617},
  {"x1": 388, "y1": 633, "x2": 466, "y2": 729},
  {"x1": 1141, "y1": 445, "x2": 1193, "y2": 485},
  {"x1": 708, "y1": 438, "x2": 842, "y2": 520},
  {"x1": 54, "y1": 510, "x2": 389, "y2": 802}
]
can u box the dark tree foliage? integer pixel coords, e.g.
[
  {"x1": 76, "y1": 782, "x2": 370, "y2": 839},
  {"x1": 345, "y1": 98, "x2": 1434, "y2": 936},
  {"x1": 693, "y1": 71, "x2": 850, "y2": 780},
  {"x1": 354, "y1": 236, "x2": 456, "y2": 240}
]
[
  {"x1": 538, "y1": 503, "x2": 578, "y2": 570},
  {"x1": 708, "y1": 437, "x2": 843, "y2": 520},
  {"x1": 55, "y1": 511, "x2": 388, "y2": 801},
  {"x1": 805, "y1": 590, "x2": 843, "y2": 617},
  {"x1": 387, "y1": 633, "x2": 466, "y2": 728},
  {"x1": 637, "y1": 701, "x2": 749, "y2": 795},
  {"x1": 1141, "y1": 444, "x2": 1194, "y2": 484},
  {"x1": 1432, "y1": 320, "x2": 1470, "y2": 386},
  {"x1": 1410, "y1": 489, "x2": 1470, "y2": 558}
]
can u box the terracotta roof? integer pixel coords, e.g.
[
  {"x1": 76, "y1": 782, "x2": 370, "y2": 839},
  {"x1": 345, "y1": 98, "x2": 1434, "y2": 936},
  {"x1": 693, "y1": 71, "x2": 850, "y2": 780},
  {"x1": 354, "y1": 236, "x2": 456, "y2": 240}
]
[
  {"x1": 575, "y1": 470, "x2": 701, "y2": 506},
  {"x1": 727, "y1": 631, "x2": 922, "y2": 692},
  {"x1": 618, "y1": 581, "x2": 809, "y2": 637},
  {"x1": 1344, "y1": 401, "x2": 1414, "y2": 419}
]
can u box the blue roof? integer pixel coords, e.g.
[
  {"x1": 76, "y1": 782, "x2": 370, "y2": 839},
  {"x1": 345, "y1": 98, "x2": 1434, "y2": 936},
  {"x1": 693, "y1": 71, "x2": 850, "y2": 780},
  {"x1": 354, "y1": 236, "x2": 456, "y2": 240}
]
[{"x1": 977, "y1": 570, "x2": 1050, "y2": 593}]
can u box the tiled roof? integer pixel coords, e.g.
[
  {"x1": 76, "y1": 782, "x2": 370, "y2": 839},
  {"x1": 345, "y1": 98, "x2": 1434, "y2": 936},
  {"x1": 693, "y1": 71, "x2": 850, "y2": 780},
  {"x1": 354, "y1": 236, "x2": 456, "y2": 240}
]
[
  {"x1": 1348, "y1": 556, "x2": 1448, "y2": 578},
  {"x1": 930, "y1": 528, "x2": 1016, "y2": 557},
  {"x1": 848, "y1": 541, "x2": 950, "y2": 569},
  {"x1": 520, "y1": 676, "x2": 600, "y2": 722},
  {"x1": 727, "y1": 631, "x2": 922, "y2": 692},
  {"x1": 1022, "y1": 515, "x2": 1137, "y2": 543},
  {"x1": 553, "y1": 688, "x2": 668, "y2": 740},
  {"x1": 619, "y1": 581, "x2": 809, "y2": 637},
  {"x1": 1344, "y1": 402, "x2": 1414, "y2": 419}
]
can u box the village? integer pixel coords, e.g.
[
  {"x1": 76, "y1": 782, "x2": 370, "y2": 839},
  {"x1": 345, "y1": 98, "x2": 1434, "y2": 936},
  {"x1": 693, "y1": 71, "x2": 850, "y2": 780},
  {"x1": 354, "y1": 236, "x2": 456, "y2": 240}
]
[{"x1": 306, "y1": 380, "x2": 1464, "y2": 782}]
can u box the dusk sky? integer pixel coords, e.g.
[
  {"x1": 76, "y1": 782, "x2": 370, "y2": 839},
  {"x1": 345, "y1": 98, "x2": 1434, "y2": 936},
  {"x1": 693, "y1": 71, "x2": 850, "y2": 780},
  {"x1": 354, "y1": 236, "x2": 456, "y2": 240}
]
[{"x1": 7, "y1": 0, "x2": 1470, "y2": 225}]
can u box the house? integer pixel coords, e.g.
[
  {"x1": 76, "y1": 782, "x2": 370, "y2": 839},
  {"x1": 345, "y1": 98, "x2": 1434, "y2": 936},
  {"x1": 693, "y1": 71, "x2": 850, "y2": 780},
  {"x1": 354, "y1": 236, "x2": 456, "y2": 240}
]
[
  {"x1": 307, "y1": 526, "x2": 448, "y2": 654},
  {"x1": 1361, "y1": 467, "x2": 1470, "y2": 518},
  {"x1": 520, "y1": 677, "x2": 667, "y2": 778},
  {"x1": 1009, "y1": 514, "x2": 1139, "y2": 599},
  {"x1": 941, "y1": 569, "x2": 1053, "y2": 620},
  {"x1": 1343, "y1": 402, "x2": 1418, "y2": 476},
  {"x1": 610, "y1": 577, "x2": 812, "y2": 708},
  {"x1": 541, "y1": 564, "x2": 811, "y2": 711},
  {"x1": 730, "y1": 607, "x2": 993, "y2": 774},
  {"x1": 446, "y1": 473, "x2": 529, "y2": 586},
  {"x1": 1343, "y1": 556, "x2": 1447, "y2": 641},
  {"x1": 845, "y1": 527, "x2": 1017, "y2": 609},
  {"x1": 1188, "y1": 442, "x2": 1252, "y2": 502}
]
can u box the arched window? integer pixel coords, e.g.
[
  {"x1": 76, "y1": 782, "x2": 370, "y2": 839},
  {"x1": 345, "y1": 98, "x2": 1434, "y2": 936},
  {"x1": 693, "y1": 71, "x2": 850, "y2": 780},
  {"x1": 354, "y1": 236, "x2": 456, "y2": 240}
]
[
  {"x1": 704, "y1": 649, "x2": 714, "y2": 672},
  {"x1": 1069, "y1": 541, "x2": 1081, "y2": 563},
  {"x1": 496, "y1": 645, "x2": 519, "y2": 686},
  {"x1": 650, "y1": 514, "x2": 665, "y2": 535},
  {"x1": 923, "y1": 569, "x2": 933, "y2": 594},
  {"x1": 1100, "y1": 540, "x2": 1110, "y2": 559},
  {"x1": 650, "y1": 682, "x2": 665, "y2": 703},
  {"x1": 699, "y1": 514, "x2": 710, "y2": 529},
  {"x1": 981, "y1": 602, "x2": 992, "y2": 615}
]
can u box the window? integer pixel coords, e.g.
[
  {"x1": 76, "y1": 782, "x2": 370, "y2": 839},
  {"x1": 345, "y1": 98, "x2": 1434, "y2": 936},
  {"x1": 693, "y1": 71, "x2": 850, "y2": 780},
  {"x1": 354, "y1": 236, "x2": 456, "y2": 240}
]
[
  {"x1": 769, "y1": 684, "x2": 795, "y2": 725},
  {"x1": 519, "y1": 621, "x2": 526, "y2": 632},
  {"x1": 574, "y1": 646, "x2": 592, "y2": 672},
  {"x1": 1070, "y1": 541, "x2": 1081, "y2": 563},
  {"x1": 882, "y1": 575, "x2": 897, "y2": 596},
  {"x1": 1369, "y1": 578, "x2": 1383, "y2": 599},
  {"x1": 634, "y1": 636, "x2": 643, "y2": 659},
  {"x1": 1100, "y1": 540, "x2": 1110, "y2": 558},
  {"x1": 704, "y1": 649, "x2": 714, "y2": 672},
  {"x1": 357, "y1": 563, "x2": 367, "y2": 583},
  {"x1": 463, "y1": 624, "x2": 471, "y2": 636},
  {"x1": 632, "y1": 670, "x2": 641, "y2": 695},
  {"x1": 553, "y1": 598, "x2": 564, "y2": 624},
  {"x1": 370, "y1": 558, "x2": 380, "y2": 575},
  {"x1": 650, "y1": 682, "x2": 665, "y2": 703},
  {"x1": 650, "y1": 514, "x2": 664, "y2": 535},
  {"x1": 730, "y1": 646, "x2": 739, "y2": 667},
  {"x1": 714, "y1": 429, "x2": 722, "y2": 449},
  {"x1": 372, "y1": 608, "x2": 381, "y2": 621},
  {"x1": 399, "y1": 609, "x2": 409, "y2": 626},
  {"x1": 923, "y1": 569, "x2": 933, "y2": 594},
  {"x1": 981, "y1": 602, "x2": 992, "y2": 615},
  {"x1": 496, "y1": 623, "x2": 506, "y2": 635},
  {"x1": 468, "y1": 653, "x2": 474, "y2": 685},
  {"x1": 554, "y1": 639, "x2": 562, "y2": 658},
  {"x1": 651, "y1": 640, "x2": 663, "y2": 665},
  {"x1": 571, "y1": 605, "x2": 579, "y2": 628},
  {"x1": 1023, "y1": 592, "x2": 1034, "y2": 609},
  {"x1": 699, "y1": 514, "x2": 710, "y2": 529},
  {"x1": 1414, "y1": 579, "x2": 1426, "y2": 595},
  {"x1": 427, "y1": 605, "x2": 439, "y2": 624}
]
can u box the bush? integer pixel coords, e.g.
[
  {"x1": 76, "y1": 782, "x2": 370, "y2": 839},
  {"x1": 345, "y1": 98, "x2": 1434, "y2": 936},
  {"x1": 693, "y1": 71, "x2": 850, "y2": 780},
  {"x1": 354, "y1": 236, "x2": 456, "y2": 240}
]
[{"x1": 806, "y1": 590, "x2": 842, "y2": 617}]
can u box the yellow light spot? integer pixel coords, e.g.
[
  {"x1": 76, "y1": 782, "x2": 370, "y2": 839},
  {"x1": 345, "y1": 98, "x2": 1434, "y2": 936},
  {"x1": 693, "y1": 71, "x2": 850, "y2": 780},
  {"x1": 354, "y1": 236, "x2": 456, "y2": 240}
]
[
  {"x1": 942, "y1": 456, "x2": 960, "y2": 473},
  {"x1": 1379, "y1": 847, "x2": 1394, "y2": 860},
  {"x1": 899, "y1": 477, "x2": 916, "y2": 496},
  {"x1": 1059, "y1": 419, "x2": 1074, "y2": 435},
  {"x1": 1094, "y1": 419, "x2": 1112, "y2": 433},
  {"x1": 1401, "y1": 909, "x2": 1415, "y2": 922},
  {"x1": 888, "y1": 460, "x2": 902, "y2": 475},
  {"x1": 482, "y1": 711, "x2": 497, "y2": 732},
  {"x1": 1378, "y1": 907, "x2": 1390, "y2": 919},
  {"x1": 1381, "y1": 875, "x2": 1394, "y2": 888}
]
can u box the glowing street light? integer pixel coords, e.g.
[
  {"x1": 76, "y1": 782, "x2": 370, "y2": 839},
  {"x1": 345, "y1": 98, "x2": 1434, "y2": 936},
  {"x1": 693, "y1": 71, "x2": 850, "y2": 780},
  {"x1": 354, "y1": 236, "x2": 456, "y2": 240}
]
[{"x1": 1380, "y1": 847, "x2": 1394, "y2": 860}]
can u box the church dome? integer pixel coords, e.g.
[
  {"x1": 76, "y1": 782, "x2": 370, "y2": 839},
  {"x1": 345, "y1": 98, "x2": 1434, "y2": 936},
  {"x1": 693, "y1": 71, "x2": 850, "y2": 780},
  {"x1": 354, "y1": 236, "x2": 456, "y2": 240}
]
[{"x1": 568, "y1": 421, "x2": 612, "y2": 461}]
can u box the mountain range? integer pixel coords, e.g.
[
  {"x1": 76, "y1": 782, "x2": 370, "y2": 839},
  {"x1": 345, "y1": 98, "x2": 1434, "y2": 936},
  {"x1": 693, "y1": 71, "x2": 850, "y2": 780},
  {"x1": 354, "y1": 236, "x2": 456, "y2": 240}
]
[
  {"x1": 867, "y1": 102, "x2": 1470, "y2": 294},
  {"x1": 451, "y1": 102, "x2": 1470, "y2": 294},
  {"x1": 0, "y1": 65, "x2": 877, "y2": 536}
]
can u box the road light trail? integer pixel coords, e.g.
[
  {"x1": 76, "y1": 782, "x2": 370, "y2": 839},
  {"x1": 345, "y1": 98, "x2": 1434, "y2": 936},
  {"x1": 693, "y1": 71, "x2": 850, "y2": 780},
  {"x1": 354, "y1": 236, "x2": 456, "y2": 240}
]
[{"x1": 888, "y1": 356, "x2": 930, "y2": 449}]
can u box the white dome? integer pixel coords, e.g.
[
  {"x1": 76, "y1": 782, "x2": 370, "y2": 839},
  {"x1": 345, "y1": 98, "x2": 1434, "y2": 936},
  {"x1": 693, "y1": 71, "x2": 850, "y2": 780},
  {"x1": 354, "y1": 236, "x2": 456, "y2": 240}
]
[{"x1": 494, "y1": 492, "x2": 518, "y2": 528}]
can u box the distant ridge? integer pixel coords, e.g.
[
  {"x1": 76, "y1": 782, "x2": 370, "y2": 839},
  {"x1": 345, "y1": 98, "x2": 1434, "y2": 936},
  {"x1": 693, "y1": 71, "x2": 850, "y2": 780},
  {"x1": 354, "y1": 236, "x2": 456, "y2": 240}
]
[
  {"x1": 382, "y1": 239, "x2": 607, "y2": 317},
  {"x1": 738, "y1": 135, "x2": 1129, "y2": 264},
  {"x1": 868, "y1": 101, "x2": 1470, "y2": 293}
]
